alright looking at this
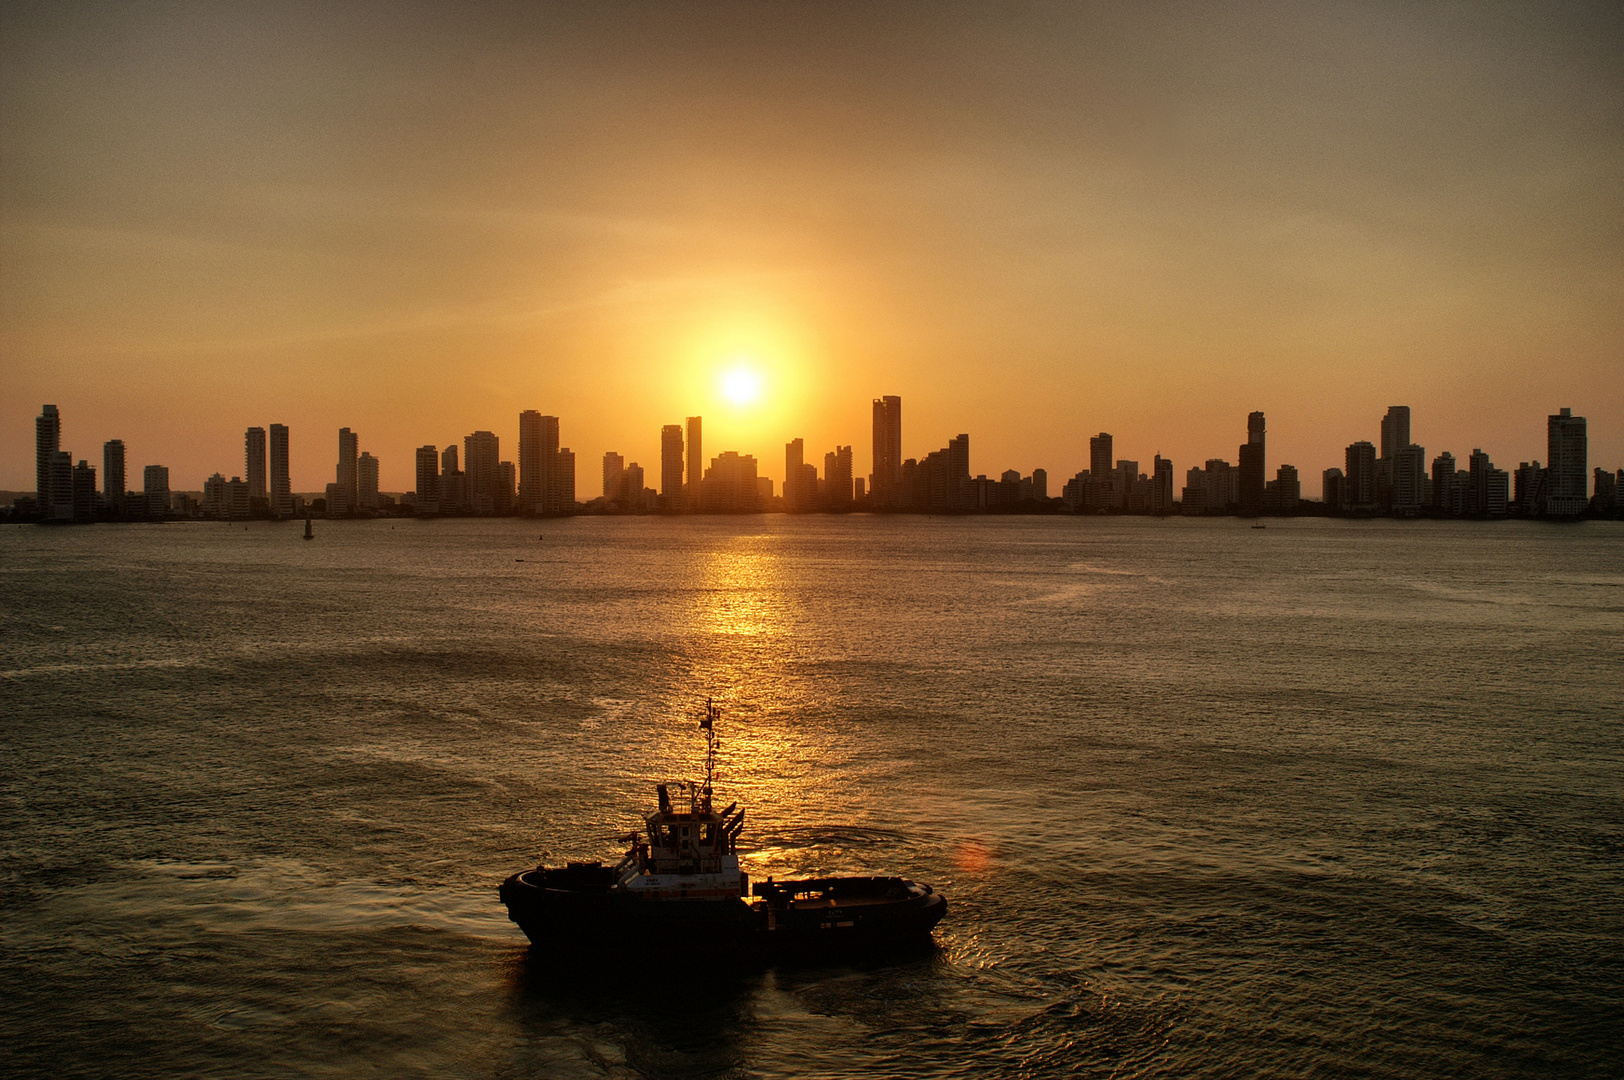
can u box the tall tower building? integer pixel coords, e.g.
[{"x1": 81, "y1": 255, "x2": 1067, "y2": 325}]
[
  {"x1": 337, "y1": 428, "x2": 359, "y2": 507},
  {"x1": 603, "y1": 452, "x2": 625, "y2": 500},
  {"x1": 1239, "y1": 412, "x2": 1266, "y2": 515},
  {"x1": 871, "y1": 396, "x2": 902, "y2": 506},
  {"x1": 1545, "y1": 407, "x2": 1588, "y2": 517},
  {"x1": 785, "y1": 438, "x2": 805, "y2": 510},
  {"x1": 103, "y1": 440, "x2": 126, "y2": 513},
  {"x1": 661, "y1": 425, "x2": 685, "y2": 508},
  {"x1": 245, "y1": 427, "x2": 267, "y2": 501},
  {"x1": 947, "y1": 434, "x2": 971, "y2": 509},
  {"x1": 1152, "y1": 455, "x2": 1174, "y2": 515},
  {"x1": 1346, "y1": 441, "x2": 1377, "y2": 510},
  {"x1": 143, "y1": 464, "x2": 170, "y2": 517},
  {"x1": 358, "y1": 452, "x2": 380, "y2": 510},
  {"x1": 1380, "y1": 406, "x2": 1411, "y2": 461},
  {"x1": 464, "y1": 431, "x2": 500, "y2": 514},
  {"x1": 518, "y1": 411, "x2": 559, "y2": 513},
  {"x1": 36, "y1": 404, "x2": 60, "y2": 510},
  {"x1": 269, "y1": 424, "x2": 291, "y2": 517},
  {"x1": 415, "y1": 445, "x2": 440, "y2": 514},
  {"x1": 1090, "y1": 433, "x2": 1113, "y2": 477},
  {"x1": 686, "y1": 416, "x2": 703, "y2": 510},
  {"x1": 48, "y1": 452, "x2": 74, "y2": 520}
]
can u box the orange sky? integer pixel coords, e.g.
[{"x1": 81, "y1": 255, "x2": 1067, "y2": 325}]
[{"x1": 3, "y1": 2, "x2": 1621, "y2": 493}]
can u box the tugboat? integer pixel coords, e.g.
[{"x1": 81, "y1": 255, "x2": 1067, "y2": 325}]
[{"x1": 498, "y1": 700, "x2": 946, "y2": 960}]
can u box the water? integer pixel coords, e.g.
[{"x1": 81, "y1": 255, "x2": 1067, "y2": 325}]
[{"x1": 2, "y1": 515, "x2": 1621, "y2": 1078}]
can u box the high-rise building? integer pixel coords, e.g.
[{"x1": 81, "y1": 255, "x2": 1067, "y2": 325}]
[
  {"x1": 1393, "y1": 444, "x2": 1427, "y2": 513},
  {"x1": 1431, "y1": 452, "x2": 1456, "y2": 513},
  {"x1": 36, "y1": 405, "x2": 60, "y2": 512},
  {"x1": 47, "y1": 451, "x2": 73, "y2": 520},
  {"x1": 1239, "y1": 412, "x2": 1265, "y2": 515},
  {"x1": 1346, "y1": 441, "x2": 1377, "y2": 510},
  {"x1": 518, "y1": 411, "x2": 560, "y2": 514},
  {"x1": 827, "y1": 445, "x2": 853, "y2": 507},
  {"x1": 102, "y1": 439, "x2": 125, "y2": 514},
  {"x1": 269, "y1": 424, "x2": 291, "y2": 517},
  {"x1": 947, "y1": 434, "x2": 971, "y2": 510},
  {"x1": 358, "y1": 452, "x2": 379, "y2": 510},
  {"x1": 603, "y1": 452, "x2": 625, "y2": 500},
  {"x1": 1090, "y1": 433, "x2": 1112, "y2": 477},
  {"x1": 337, "y1": 428, "x2": 359, "y2": 508},
  {"x1": 871, "y1": 396, "x2": 902, "y2": 507},
  {"x1": 698, "y1": 451, "x2": 761, "y2": 512},
  {"x1": 415, "y1": 445, "x2": 440, "y2": 514},
  {"x1": 143, "y1": 464, "x2": 170, "y2": 518},
  {"x1": 661, "y1": 425, "x2": 685, "y2": 508},
  {"x1": 71, "y1": 460, "x2": 96, "y2": 521},
  {"x1": 686, "y1": 416, "x2": 703, "y2": 510},
  {"x1": 556, "y1": 448, "x2": 576, "y2": 512},
  {"x1": 245, "y1": 427, "x2": 267, "y2": 501},
  {"x1": 496, "y1": 461, "x2": 515, "y2": 514},
  {"x1": 1152, "y1": 455, "x2": 1174, "y2": 515},
  {"x1": 464, "y1": 431, "x2": 500, "y2": 514},
  {"x1": 1545, "y1": 407, "x2": 1587, "y2": 517},
  {"x1": 1322, "y1": 468, "x2": 1345, "y2": 510},
  {"x1": 625, "y1": 462, "x2": 646, "y2": 509},
  {"x1": 785, "y1": 438, "x2": 808, "y2": 511},
  {"x1": 1380, "y1": 406, "x2": 1411, "y2": 461},
  {"x1": 440, "y1": 444, "x2": 467, "y2": 513}
]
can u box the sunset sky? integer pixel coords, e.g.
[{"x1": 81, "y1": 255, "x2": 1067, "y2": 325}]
[{"x1": 3, "y1": 1, "x2": 1620, "y2": 493}]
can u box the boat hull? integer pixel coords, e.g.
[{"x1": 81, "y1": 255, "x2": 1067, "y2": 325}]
[{"x1": 499, "y1": 867, "x2": 946, "y2": 961}]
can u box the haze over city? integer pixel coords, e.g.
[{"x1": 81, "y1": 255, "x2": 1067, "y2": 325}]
[{"x1": 3, "y1": 2, "x2": 1620, "y2": 490}]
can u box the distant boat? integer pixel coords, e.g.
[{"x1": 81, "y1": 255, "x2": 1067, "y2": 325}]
[
  {"x1": 303, "y1": 514, "x2": 314, "y2": 540},
  {"x1": 1252, "y1": 524, "x2": 1266, "y2": 529}
]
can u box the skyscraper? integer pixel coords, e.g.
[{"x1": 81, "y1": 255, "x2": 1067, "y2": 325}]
[
  {"x1": 415, "y1": 445, "x2": 440, "y2": 514},
  {"x1": 440, "y1": 444, "x2": 466, "y2": 513},
  {"x1": 1431, "y1": 452, "x2": 1456, "y2": 513},
  {"x1": 103, "y1": 439, "x2": 125, "y2": 514},
  {"x1": 785, "y1": 438, "x2": 806, "y2": 511},
  {"x1": 686, "y1": 416, "x2": 703, "y2": 510},
  {"x1": 46, "y1": 451, "x2": 72, "y2": 520},
  {"x1": 1346, "y1": 441, "x2": 1377, "y2": 510},
  {"x1": 1380, "y1": 406, "x2": 1411, "y2": 461},
  {"x1": 1239, "y1": 412, "x2": 1265, "y2": 515},
  {"x1": 1089, "y1": 433, "x2": 1112, "y2": 478},
  {"x1": 337, "y1": 428, "x2": 359, "y2": 508},
  {"x1": 36, "y1": 404, "x2": 60, "y2": 511},
  {"x1": 519, "y1": 411, "x2": 560, "y2": 513},
  {"x1": 871, "y1": 396, "x2": 902, "y2": 507},
  {"x1": 269, "y1": 424, "x2": 291, "y2": 517},
  {"x1": 1545, "y1": 407, "x2": 1587, "y2": 517},
  {"x1": 358, "y1": 452, "x2": 379, "y2": 510},
  {"x1": 465, "y1": 431, "x2": 500, "y2": 514},
  {"x1": 1152, "y1": 455, "x2": 1174, "y2": 515},
  {"x1": 661, "y1": 424, "x2": 684, "y2": 508},
  {"x1": 245, "y1": 427, "x2": 267, "y2": 501},
  {"x1": 827, "y1": 445, "x2": 853, "y2": 507},
  {"x1": 603, "y1": 451, "x2": 625, "y2": 500},
  {"x1": 143, "y1": 464, "x2": 170, "y2": 518},
  {"x1": 71, "y1": 460, "x2": 96, "y2": 522}
]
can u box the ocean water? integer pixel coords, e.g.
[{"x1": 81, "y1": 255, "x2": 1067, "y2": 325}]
[{"x1": 2, "y1": 515, "x2": 1621, "y2": 1079}]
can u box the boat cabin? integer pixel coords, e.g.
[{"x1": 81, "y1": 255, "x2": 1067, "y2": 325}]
[{"x1": 630, "y1": 782, "x2": 745, "y2": 876}]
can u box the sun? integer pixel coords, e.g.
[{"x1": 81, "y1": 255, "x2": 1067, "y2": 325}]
[{"x1": 720, "y1": 366, "x2": 763, "y2": 407}]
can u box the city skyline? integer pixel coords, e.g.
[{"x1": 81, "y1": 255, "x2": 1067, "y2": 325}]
[
  {"x1": 3, "y1": 5, "x2": 1621, "y2": 493},
  {"x1": 17, "y1": 396, "x2": 1619, "y2": 522},
  {"x1": 5, "y1": 388, "x2": 1622, "y2": 506}
]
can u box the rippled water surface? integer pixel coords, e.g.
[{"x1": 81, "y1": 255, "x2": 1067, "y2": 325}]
[{"x1": 3, "y1": 515, "x2": 1622, "y2": 1078}]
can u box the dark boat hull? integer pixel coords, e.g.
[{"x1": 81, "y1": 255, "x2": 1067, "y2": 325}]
[{"x1": 499, "y1": 867, "x2": 946, "y2": 960}]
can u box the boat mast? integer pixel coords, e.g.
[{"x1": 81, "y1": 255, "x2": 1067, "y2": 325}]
[{"x1": 700, "y1": 698, "x2": 719, "y2": 812}]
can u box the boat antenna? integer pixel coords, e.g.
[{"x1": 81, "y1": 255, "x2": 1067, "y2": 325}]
[{"x1": 700, "y1": 697, "x2": 719, "y2": 810}]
